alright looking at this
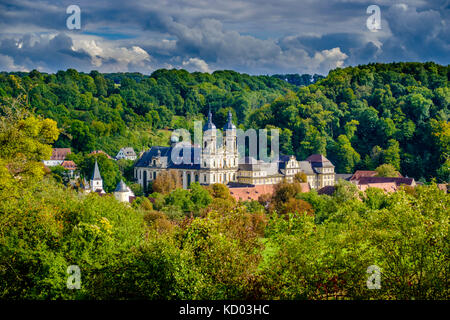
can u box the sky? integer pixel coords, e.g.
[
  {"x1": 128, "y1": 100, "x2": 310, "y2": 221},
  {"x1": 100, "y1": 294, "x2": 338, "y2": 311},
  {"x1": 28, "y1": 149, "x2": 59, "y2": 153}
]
[{"x1": 0, "y1": 0, "x2": 448, "y2": 75}]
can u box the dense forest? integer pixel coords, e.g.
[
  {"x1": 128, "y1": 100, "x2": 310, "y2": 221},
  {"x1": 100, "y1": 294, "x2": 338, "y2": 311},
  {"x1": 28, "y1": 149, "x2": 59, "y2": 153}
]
[
  {"x1": 0, "y1": 97, "x2": 448, "y2": 299},
  {"x1": 0, "y1": 62, "x2": 448, "y2": 183},
  {"x1": 0, "y1": 62, "x2": 448, "y2": 300}
]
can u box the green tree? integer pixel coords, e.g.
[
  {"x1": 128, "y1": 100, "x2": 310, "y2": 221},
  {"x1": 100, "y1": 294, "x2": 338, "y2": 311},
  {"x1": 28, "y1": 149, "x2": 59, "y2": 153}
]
[
  {"x1": 382, "y1": 139, "x2": 401, "y2": 170},
  {"x1": 375, "y1": 163, "x2": 400, "y2": 177},
  {"x1": 331, "y1": 135, "x2": 361, "y2": 173}
]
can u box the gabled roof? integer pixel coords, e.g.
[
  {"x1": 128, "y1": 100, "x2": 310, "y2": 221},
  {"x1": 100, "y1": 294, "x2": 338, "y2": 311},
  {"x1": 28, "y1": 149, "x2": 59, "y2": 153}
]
[
  {"x1": 350, "y1": 170, "x2": 378, "y2": 181},
  {"x1": 61, "y1": 160, "x2": 77, "y2": 170},
  {"x1": 298, "y1": 161, "x2": 314, "y2": 175},
  {"x1": 306, "y1": 154, "x2": 327, "y2": 162},
  {"x1": 50, "y1": 148, "x2": 71, "y2": 160},
  {"x1": 119, "y1": 147, "x2": 136, "y2": 156},
  {"x1": 357, "y1": 177, "x2": 415, "y2": 186},
  {"x1": 306, "y1": 154, "x2": 334, "y2": 168},
  {"x1": 91, "y1": 160, "x2": 102, "y2": 181},
  {"x1": 229, "y1": 184, "x2": 275, "y2": 201},
  {"x1": 135, "y1": 145, "x2": 201, "y2": 170},
  {"x1": 115, "y1": 180, "x2": 128, "y2": 192},
  {"x1": 358, "y1": 182, "x2": 397, "y2": 193}
]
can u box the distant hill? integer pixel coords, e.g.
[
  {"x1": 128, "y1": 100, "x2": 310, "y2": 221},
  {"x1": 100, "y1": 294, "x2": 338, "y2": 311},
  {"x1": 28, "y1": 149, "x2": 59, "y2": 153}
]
[
  {"x1": 271, "y1": 73, "x2": 325, "y2": 86},
  {"x1": 0, "y1": 62, "x2": 448, "y2": 181}
]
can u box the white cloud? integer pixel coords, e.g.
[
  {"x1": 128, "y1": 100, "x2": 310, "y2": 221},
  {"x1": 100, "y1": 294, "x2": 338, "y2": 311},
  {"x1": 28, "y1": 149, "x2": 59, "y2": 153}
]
[
  {"x1": 71, "y1": 39, "x2": 152, "y2": 72},
  {"x1": 313, "y1": 47, "x2": 348, "y2": 69},
  {"x1": 0, "y1": 54, "x2": 27, "y2": 72},
  {"x1": 0, "y1": 0, "x2": 447, "y2": 74},
  {"x1": 182, "y1": 57, "x2": 212, "y2": 73}
]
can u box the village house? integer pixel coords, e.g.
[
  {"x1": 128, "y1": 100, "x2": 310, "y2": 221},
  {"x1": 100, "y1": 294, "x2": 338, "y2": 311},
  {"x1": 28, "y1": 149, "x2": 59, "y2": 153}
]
[
  {"x1": 43, "y1": 148, "x2": 71, "y2": 167},
  {"x1": 81, "y1": 160, "x2": 135, "y2": 203},
  {"x1": 60, "y1": 160, "x2": 78, "y2": 178},
  {"x1": 116, "y1": 147, "x2": 137, "y2": 161}
]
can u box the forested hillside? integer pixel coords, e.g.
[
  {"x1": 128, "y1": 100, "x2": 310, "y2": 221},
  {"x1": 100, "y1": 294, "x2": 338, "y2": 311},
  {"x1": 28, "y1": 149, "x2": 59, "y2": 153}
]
[
  {"x1": 0, "y1": 64, "x2": 448, "y2": 300},
  {"x1": 0, "y1": 100, "x2": 448, "y2": 299},
  {"x1": 0, "y1": 62, "x2": 448, "y2": 181}
]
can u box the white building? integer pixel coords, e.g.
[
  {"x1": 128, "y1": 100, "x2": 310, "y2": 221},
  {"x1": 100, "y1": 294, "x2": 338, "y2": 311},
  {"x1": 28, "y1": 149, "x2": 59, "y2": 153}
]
[
  {"x1": 116, "y1": 147, "x2": 137, "y2": 160},
  {"x1": 82, "y1": 160, "x2": 106, "y2": 194},
  {"x1": 114, "y1": 180, "x2": 135, "y2": 203},
  {"x1": 43, "y1": 148, "x2": 71, "y2": 167},
  {"x1": 134, "y1": 111, "x2": 335, "y2": 190}
]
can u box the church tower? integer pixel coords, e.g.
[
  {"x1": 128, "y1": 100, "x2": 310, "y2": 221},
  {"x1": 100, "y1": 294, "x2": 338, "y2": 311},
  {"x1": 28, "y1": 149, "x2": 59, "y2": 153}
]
[
  {"x1": 201, "y1": 109, "x2": 217, "y2": 169},
  {"x1": 90, "y1": 160, "x2": 105, "y2": 194},
  {"x1": 114, "y1": 179, "x2": 134, "y2": 203},
  {"x1": 223, "y1": 110, "x2": 238, "y2": 169}
]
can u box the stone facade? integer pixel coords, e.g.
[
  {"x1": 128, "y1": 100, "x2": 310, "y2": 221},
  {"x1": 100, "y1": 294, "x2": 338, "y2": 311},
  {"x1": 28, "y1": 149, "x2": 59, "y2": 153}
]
[{"x1": 134, "y1": 111, "x2": 336, "y2": 191}]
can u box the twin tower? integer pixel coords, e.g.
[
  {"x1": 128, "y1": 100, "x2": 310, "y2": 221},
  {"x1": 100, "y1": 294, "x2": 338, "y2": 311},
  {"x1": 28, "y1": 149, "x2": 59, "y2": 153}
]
[{"x1": 196, "y1": 110, "x2": 240, "y2": 185}]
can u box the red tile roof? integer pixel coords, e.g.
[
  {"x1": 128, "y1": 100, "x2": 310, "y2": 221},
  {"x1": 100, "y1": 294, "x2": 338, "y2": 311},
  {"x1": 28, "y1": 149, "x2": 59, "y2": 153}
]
[
  {"x1": 350, "y1": 170, "x2": 378, "y2": 181},
  {"x1": 229, "y1": 183, "x2": 310, "y2": 201},
  {"x1": 358, "y1": 182, "x2": 397, "y2": 193},
  {"x1": 351, "y1": 170, "x2": 403, "y2": 181},
  {"x1": 90, "y1": 150, "x2": 113, "y2": 159},
  {"x1": 357, "y1": 177, "x2": 415, "y2": 186},
  {"x1": 50, "y1": 148, "x2": 71, "y2": 160},
  {"x1": 305, "y1": 154, "x2": 334, "y2": 168},
  {"x1": 61, "y1": 160, "x2": 77, "y2": 170},
  {"x1": 306, "y1": 154, "x2": 329, "y2": 162},
  {"x1": 229, "y1": 185, "x2": 275, "y2": 201}
]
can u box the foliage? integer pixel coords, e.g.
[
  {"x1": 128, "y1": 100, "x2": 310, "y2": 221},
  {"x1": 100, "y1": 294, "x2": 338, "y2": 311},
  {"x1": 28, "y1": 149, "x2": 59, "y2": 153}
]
[
  {"x1": 2, "y1": 62, "x2": 447, "y2": 180},
  {"x1": 375, "y1": 163, "x2": 401, "y2": 177},
  {"x1": 0, "y1": 64, "x2": 449, "y2": 300},
  {"x1": 151, "y1": 170, "x2": 182, "y2": 194}
]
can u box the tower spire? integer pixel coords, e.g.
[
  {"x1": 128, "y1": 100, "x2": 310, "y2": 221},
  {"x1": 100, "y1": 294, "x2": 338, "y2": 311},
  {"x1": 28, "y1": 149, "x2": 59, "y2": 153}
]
[
  {"x1": 91, "y1": 159, "x2": 102, "y2": 181},
  {"x1": 223, "y1": 109, "x2": 236, "y2": 131},
  {"x1": 203, "y1": 106, "x2": 216, "y2": 131}
]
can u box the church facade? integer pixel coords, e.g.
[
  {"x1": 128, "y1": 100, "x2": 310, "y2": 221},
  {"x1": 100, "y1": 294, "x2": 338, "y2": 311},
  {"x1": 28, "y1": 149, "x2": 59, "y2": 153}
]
[{"x1": 134, "y1": 111, "x2": 335, "y2": 190}]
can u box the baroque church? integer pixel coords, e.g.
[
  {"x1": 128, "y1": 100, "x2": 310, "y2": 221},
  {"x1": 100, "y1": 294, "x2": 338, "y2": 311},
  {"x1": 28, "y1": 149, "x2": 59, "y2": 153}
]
[{"x1": 134, "y1": 111, "x2": 336, "y2": 190}]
